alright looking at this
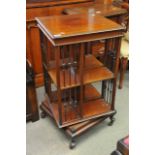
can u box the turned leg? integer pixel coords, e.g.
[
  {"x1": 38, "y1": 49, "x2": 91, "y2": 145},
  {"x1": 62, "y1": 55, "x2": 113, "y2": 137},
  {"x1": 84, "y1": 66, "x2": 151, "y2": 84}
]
[
  {"x1": 108, "y1": 110, "x2": 117, "y2": 126},
  {"x1": 108, "y1": 115, "x2": 116, "y2": 126},
  {"x1": 41, "y1": 111, "x2": 47, "y2": 118},
  {"x1": 119, "y1": 57, "x2": 128, "y2": 89},
  {"x1": 69, "y1": 138, "x2": 76, "y2": 149}
]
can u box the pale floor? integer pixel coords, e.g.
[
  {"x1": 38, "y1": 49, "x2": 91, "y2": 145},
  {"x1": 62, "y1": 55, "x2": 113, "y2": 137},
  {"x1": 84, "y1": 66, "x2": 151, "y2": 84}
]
[{"x1": 26, "y1": 72, "x2": 129, "y2": 155}]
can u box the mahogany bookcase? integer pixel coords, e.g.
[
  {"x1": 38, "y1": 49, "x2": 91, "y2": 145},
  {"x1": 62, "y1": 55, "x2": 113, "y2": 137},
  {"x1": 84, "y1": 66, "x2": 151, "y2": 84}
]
[{"x1": 36, "y1": 13, "x2": 124, "y2": 148}]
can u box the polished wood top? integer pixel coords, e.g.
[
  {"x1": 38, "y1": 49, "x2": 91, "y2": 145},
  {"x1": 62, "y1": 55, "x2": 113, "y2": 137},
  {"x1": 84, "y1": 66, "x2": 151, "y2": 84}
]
[
  {"x1": 63, "y1": 4, "x2": 127, "y2": 17},
  {"x1": 36, "y1": 14, "x2": 124, "y2": 39}
]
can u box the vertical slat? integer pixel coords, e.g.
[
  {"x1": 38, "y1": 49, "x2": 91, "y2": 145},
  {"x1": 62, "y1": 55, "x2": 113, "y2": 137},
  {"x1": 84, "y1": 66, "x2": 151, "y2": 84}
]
[
  {"x1": 68, "y1": 45, "x2": 72, "y2": 114},
  {"x1": 61, "y1": 46, "x2": 66, "y2": 88},
  {"x1": 69, "y1": 45, "x2": 73, "y2": 86},
  {"x1": 87, "y1": 42, "x2": 92, "y2": 54},
  {"x1": 112, "y1": 50, "x2": 116, "y2": 73},
  {"x1": 55, "y1": 46, "x2": 62, "y2": 125},
  {"x1": 110, "y1": 79, "x2": 113, "y2": 104},
  {"x1": 61, "y1": 46, "x2": 67, "y2": 121},
  {"x1": 108, "y1": 80, "x2": 111, "y2": 104},
  {"x1": 101, "y1": 81, "x2": 106, "y2": 99},
  {"x1": 73, "y1": 44, "x2": 79, "y2": 117},
  {"x1": 107, "y1": 80, "x2": 110, "y2": 103},
  {"x1": 64, "y1": 45, "x2": 71, "y2": 121},
  {"x1": 85, "y1": 42, "x2": 88, "y2": 55},
  {"x1": 79, "y1": 43, "x2": 85, "y2": 118},
  {"x1": 103, "y1": 39, "x2": 109, "y2": 65},
  {"x1": 63, "y1": 89, "x2": 67, "y2": 122},
  {"x1": 105, "y1": 81, "x2": 108, "y2": 102}
]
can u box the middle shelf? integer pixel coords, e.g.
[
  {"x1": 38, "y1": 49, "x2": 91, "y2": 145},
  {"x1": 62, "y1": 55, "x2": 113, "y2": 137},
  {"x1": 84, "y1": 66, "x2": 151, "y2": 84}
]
[{"x1": 47, "y1": 54, "x2": 114, "y2": 90}]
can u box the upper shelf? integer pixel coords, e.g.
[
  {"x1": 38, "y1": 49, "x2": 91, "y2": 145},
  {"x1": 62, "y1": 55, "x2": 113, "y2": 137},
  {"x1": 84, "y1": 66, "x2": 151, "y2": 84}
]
[{"x1": 48, "y1": 55, "x2": 114, "y2": 89}]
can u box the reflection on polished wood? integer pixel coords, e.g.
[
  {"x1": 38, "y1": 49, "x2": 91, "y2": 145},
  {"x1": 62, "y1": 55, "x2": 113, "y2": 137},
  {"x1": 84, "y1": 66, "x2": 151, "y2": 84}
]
[{"x1": 63, "y1": 4, "x2": 127, "y2": 17}]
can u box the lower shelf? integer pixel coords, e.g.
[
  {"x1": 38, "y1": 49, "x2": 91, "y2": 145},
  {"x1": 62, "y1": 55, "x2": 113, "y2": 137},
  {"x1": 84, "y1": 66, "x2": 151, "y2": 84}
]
[{"x1": 43, "y1": 84, "x2": 115, "y2": 128}]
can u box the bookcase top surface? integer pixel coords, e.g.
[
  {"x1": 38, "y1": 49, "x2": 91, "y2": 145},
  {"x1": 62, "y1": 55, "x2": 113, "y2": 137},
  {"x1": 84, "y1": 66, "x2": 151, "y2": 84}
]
[{"x1": 36, "y1": 14, "x2": 124, "y2": 39}]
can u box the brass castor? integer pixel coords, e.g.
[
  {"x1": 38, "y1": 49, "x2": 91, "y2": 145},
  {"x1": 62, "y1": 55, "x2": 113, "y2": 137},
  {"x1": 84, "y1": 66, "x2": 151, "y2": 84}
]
[
  {"x1": 41, "y1": 111, "x2": 47, "y2": 118},
  {"x1": 69, "y1": 139, "x2": 76, "y2": 149}
]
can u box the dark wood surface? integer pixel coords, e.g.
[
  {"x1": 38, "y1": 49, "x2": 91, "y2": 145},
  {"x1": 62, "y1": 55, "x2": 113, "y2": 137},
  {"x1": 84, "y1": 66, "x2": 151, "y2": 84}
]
[
  {"x1": 26, "y1": 60, "x2": 39, "y2": 122},
  {"x1": 36, "y1": 14, "x2": 124, "y2": 47}
]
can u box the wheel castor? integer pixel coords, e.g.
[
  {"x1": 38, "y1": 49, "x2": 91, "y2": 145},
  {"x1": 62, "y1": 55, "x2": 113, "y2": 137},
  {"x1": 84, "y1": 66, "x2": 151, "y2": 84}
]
[
  {"x1": 41, "y1": 111, "x2": 47, "y2": 118},
  {"x1": 69, "y1": 139, "x2": 76, "y2": 149},
  {"x1": 108, "y1": 116, "x2": 115, "y2": 126}
]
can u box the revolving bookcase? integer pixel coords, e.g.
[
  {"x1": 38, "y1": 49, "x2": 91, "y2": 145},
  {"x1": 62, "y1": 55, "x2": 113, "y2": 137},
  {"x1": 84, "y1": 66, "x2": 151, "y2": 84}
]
[{"x1": 36, "y1": 14, "x2": 124, "y2": 149}]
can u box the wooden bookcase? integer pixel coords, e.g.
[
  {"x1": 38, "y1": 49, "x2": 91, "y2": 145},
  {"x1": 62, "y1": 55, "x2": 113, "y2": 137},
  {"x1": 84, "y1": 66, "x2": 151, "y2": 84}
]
[{"x1": 36, "y1": 13, "x2": 124, "y2": 148}]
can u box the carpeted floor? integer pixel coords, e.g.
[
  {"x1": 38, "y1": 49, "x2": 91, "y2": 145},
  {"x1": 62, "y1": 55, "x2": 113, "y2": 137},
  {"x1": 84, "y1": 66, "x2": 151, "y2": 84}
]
[{"x1": 26, "y1": 72, "x2": 129, "y2": 155}]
